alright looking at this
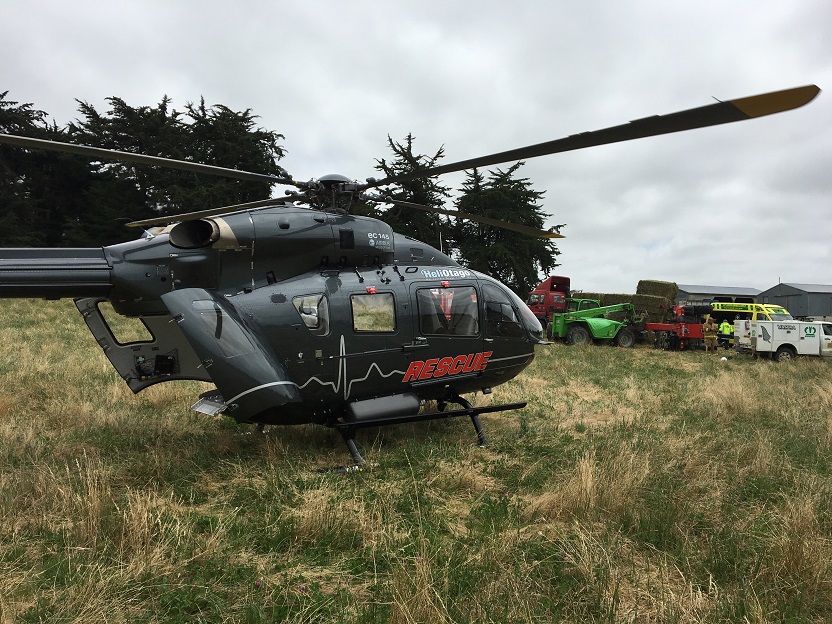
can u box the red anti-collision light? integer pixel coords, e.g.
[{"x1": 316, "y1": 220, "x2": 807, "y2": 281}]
[
  {"x1": 441, "y1": 281, "x2": 450, "y2": 288},
  {"x1": 366, "y1": 286, "x2": 377, "y2": 294}
]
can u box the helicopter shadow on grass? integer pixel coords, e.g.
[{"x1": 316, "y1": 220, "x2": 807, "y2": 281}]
[{"x1": 223, "y1": 407, "x2": 482, "y2": 471}]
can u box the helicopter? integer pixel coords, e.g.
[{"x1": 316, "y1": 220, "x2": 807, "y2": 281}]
[{"x1": 0, "y1": 85, "x2": 820, "y2": 466}]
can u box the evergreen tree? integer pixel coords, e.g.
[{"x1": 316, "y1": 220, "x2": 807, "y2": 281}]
[
  {"x1": 0, "y1": 94, "x2": 288, "y2": 247},
  {"x1": 65, "y1": 96, "x2": 287, "y2": 243},
  {"x1": 373, "y1": 134, "x2": 451, "y2": 249},
  {"x1": 178, "y1": 98, "x2": 286, "y2": 210},
  {"x1": 66, "y1": 96, "x2": 185, "y2": 232},
  {"x1": 0, "y1": 91, "x2": 42, "y2": 244},
  {"x1": 0, "y1": 92, "x2": 89, "y2": 246},
  {"x1": 452, "y1": 163, "x2": 562, "y2": 296}
]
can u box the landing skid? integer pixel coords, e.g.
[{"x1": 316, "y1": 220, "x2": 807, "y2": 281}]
[{"x1": 333, "y1": 398, "x2": 526, "y2": 466}]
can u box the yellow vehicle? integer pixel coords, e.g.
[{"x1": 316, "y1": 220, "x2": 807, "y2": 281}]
[{"x1": 710, "y1": 302, "x2": 792, "y2": 322}]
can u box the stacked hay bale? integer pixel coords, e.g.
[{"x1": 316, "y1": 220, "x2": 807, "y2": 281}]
[
  {"x1": 636, "y1": 280, "x2": 678, "y2": 322},
  {"x1": 570, "y1": 281, "x2": 677, "y2": 323},
  {"x1": 636, "y1": 280, "x2": 678, "y2": 302},
  {"x1": 574, "y1": 291, "x2": 604, "y2": 303}
]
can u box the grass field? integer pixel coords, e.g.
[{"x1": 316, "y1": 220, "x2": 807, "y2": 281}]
[{"x1": 1, "y1": 298, "x2": 830, "y2": 623}]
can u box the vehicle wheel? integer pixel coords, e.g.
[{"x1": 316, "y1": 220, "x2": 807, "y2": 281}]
[
  {"x1": 566, "y1": 325, "x2": 591, "y2": 346},
  {"x1": 774, "y1": 346, "x2": 796, "y2": 362},
  {"x1": 614, "y1": 327, "x2": 636, "y2": 348}
]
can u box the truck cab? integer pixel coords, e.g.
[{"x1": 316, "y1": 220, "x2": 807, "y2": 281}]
[
  {"x1": 566, "y1": 298, "x2": 601, "y2": 313},
  {"x1": 527, "y1": 275, "x2": 570, "y2": 325}
]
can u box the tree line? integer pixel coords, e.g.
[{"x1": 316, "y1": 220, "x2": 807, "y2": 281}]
[{"x1": 0, "y1": 92, "x2": 561, "y2": 295}]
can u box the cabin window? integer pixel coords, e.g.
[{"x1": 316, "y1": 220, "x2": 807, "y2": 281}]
[
  {"x1": 823, "y1": 324, "x2": 832, "y2": 337},
  {"x1": 416, "y1": 286, "x2": 479, "y2": 336},
  {"x1": 292, "y1": 293, "x2": 330, "y2": 336},
  {"x1": 527, "y1": 294, "x2": 539, "y2": 305},
  {"x1": 483, "y1": 284, "x2": 525, "y2": 339},
  {"x1": 351, "y1": 293, "x2": 396, "y2": 332}
]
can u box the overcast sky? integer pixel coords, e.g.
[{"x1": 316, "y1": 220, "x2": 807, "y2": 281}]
[{"x1": 2, "y1": 0, "x2": 830, "y2": 294}]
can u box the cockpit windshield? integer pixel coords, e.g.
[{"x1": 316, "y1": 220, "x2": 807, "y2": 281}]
[{"x1": 475, "y1": 273, "x2": 543, "y2": 343}]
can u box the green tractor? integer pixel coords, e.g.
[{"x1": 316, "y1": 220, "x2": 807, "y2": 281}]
[{"x1": 547, "y1": 298, "x2": 643, "y2": 348}]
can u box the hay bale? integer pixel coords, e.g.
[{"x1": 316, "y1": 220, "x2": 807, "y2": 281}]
[
  {"x1": 598, "y1": 293, "x2": 633, "y2": 321},
  {"x1": 629, "y1": 294, "x2": 672, "y2": 322},
  {"x1": 636, "y1": 280, "x2": 678, "y2": 302},
  {"x1": 574, "y1": 291, "x2": 604, "y2": 303},
  {"x1": 598, "y1": 293, "x2": 633, "y2": 306},
  {"x1": 572, "y1": 292, "x2": 671, "y2": 322}
]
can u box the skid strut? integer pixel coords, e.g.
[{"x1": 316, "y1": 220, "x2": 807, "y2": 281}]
[
  {"x1": 338, "y1": 427, "x2": 366, "y2": 467},
  {"x1": 333, "y1": 397, "x2": 525, "y2": 466},
  {"x1": 443, "y1": 395, "x2": 487, "y2": 446}
]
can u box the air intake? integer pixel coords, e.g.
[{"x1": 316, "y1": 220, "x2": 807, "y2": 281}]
[{"x1": 169, "y1": 219, "x2": 220, "y2": 249}]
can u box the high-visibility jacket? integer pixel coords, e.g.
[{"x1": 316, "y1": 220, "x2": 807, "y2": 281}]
[{"x1": 719, "y1": 321, "x2": 733, "y2": 336}]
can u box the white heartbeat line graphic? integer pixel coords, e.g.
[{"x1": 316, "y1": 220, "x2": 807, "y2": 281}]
[{"x1": 298, "y1": 335, "x2": 407, "y2": 400}]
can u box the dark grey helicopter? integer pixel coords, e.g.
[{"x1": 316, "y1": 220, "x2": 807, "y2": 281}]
[{"x1": 0, "y1": 85, "x2": 819, "y2": 465}]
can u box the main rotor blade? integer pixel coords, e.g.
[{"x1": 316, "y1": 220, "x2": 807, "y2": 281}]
[
  {"x1": 374, "y1": 196, "x2": 564, "y2": 239},
  {"x1": 127, "y1": 195, "x2": 303, "y2": 228},
  {"x1": 0, "y1": 133, "x2": 295, "y2": 185},
  {"x1": 365, "y1": 84, "x2": 820, "y2": 188}
]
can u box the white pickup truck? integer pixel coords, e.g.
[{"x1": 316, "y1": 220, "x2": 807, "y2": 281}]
[{"x1": 739, "y1": 319, "x2": 832, "y2": 361}]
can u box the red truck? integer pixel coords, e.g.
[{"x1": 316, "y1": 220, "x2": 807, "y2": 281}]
[{"x1": 526, "y1": 275, "x2": 570, "y2": 326}]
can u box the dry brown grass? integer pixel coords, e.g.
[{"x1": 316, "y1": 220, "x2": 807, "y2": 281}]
[
  {"x1": 1, "y1": 300, "x2": 832, "y2": 622},
  {"x1": 523, "y1": 446, "x2": 652, "y2": 524}
]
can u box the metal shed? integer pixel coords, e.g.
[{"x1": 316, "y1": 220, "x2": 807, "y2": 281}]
[
  {"x1": 676, "y1": 284, "x2": 761, "y2": 305},
  {"x1": 757, "y1": 283, "x2": 832, "y2": 319}
]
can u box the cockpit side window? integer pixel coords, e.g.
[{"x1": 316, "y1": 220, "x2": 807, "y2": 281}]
[
  {"x1": 483, "y1": 284, "x2": 524, "y2": 339},
  {"x1": 292, "y1": 294, "x2": 330, "y2": 336}
]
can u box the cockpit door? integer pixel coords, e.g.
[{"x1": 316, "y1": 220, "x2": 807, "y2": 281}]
[
  {"x1": 481, "y1": 282, "x2": 535, "y2": 375},
  {"x1": 406, "y1": 281, "x2": 484, "y2": 393}
]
